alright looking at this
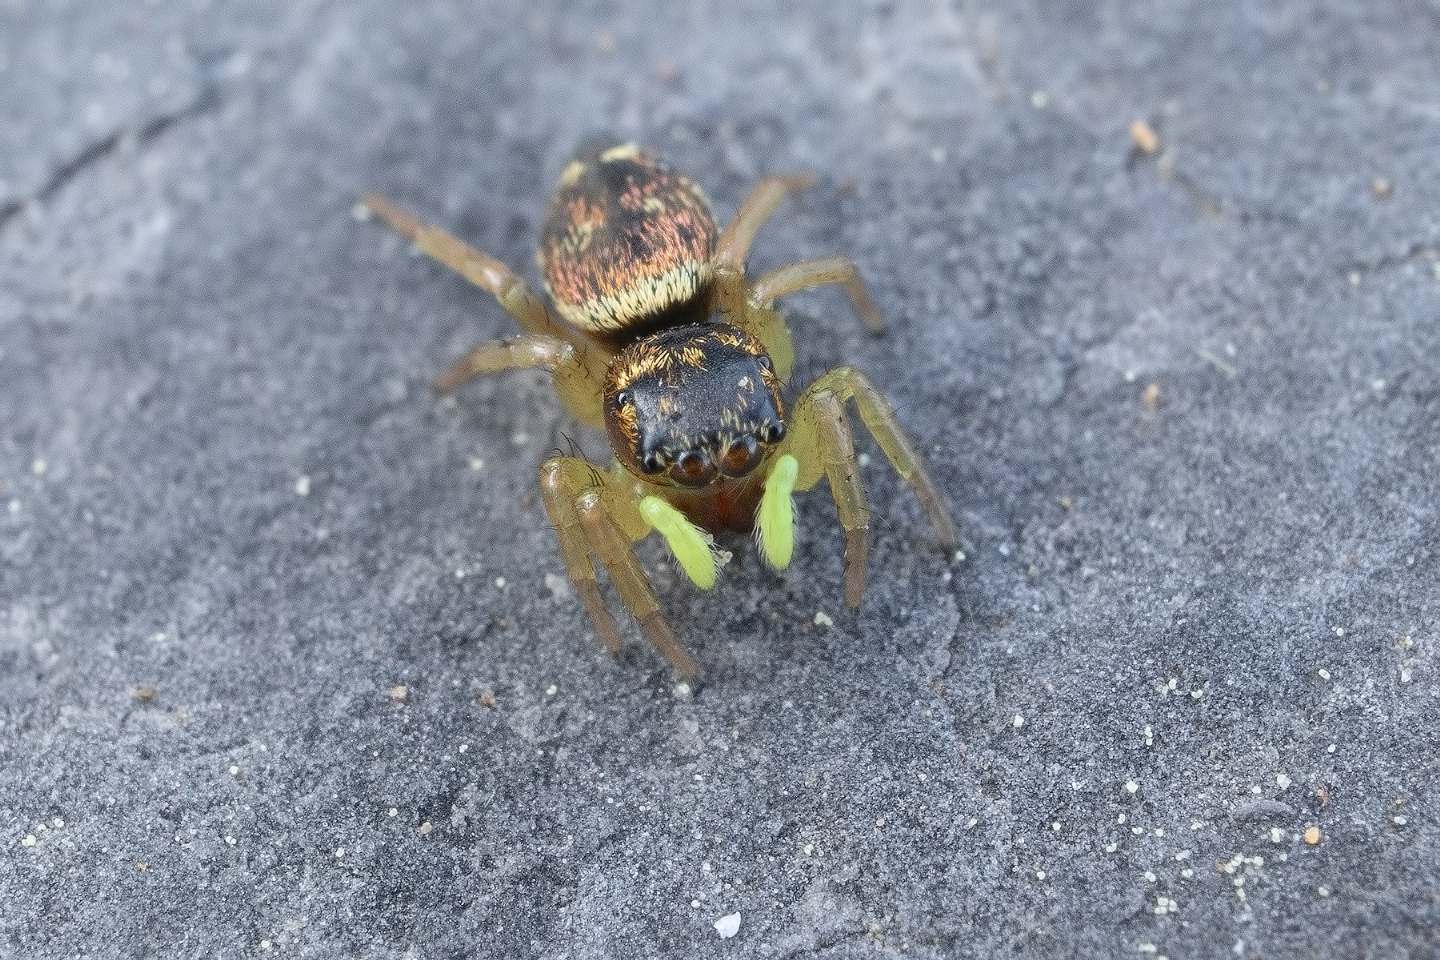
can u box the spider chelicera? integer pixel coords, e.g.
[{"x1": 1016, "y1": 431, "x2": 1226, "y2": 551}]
[{"x1": 364, "y1": 140, "x2": 957, "y2": 677}]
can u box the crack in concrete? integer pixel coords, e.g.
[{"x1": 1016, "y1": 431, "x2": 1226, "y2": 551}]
[{"x1": 0, "y1": 87, "x2": 220, "y2": 232}]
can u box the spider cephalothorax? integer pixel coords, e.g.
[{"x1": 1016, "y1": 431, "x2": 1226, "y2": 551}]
[
  {"x1": 364, "y1": 140, "x2": 957, "y2": 677},
  {"x1": 603, "y1": 323, "x2": 785, "y2": 486}
]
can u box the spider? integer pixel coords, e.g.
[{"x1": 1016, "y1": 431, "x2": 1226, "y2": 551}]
[{"x1": 363, "y1": 140, "x2": 957, "y2": 677}]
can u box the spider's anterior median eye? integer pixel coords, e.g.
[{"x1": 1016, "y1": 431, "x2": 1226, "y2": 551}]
[
  {"x1": 719, "y1": 435, "x2": 760, "y2": 477},
  {"x1": 670, "y1": 450, "x2": 717, "y2": 487},
  {"x1": 761, "y1": 421, "x2": 786, "y2": 444},
  {"x1": 614, "y1": 390, "x2": 631, "y2": 408},
  {"x1": 640, "y1": 450, "x2": 663, "y2": 474}
]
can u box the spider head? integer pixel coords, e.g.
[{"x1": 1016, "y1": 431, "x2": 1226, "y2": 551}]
[{"x1": 604, "y1": 323, "x2": 787, "y2": 487}]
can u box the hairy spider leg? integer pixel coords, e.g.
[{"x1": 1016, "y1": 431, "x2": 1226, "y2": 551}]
[
  {"x1": 751, "y1": 256, "x2": 887, "y2": 336},
  {"x1": 361, "y1": 195, "x2": 606, "y2": 426},
  {"x1": 362, "y1": 194, "x2": 558, "y2": 337},
  {"x1": 764, "y1": 366, "x2": 958, "y2": 605},
  {"x1": 539, "y1": 457, "x2": 715, "y2": 677}
]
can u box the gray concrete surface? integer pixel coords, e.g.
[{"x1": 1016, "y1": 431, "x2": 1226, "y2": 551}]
[{"x1": 2, "y1": 1, "x2": 1438, "y2": 957}]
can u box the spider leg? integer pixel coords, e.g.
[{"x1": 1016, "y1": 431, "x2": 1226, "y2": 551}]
[
  {"x1": 433, "y1": 334, "x2": 572, "y2": 391},
  {"x1": 751, "y1": 256, "x2": 886, "y2": 336},
  {"x1": 539, "y1": 458, "x2": 624, "y2": 657},
  {"x1": 361, "y1": 193, "x2": 557, "y2": 337},
  {"x1": 778, "y1": 366, "x2": 958, "y2": 605},
  {"x1": 537, "y1": 457, "x2": 700, "y2": 677},
  {"x1": 811, "y1": 392, "x2": 871, "y2": 606},
  {"x1": 577, "y1": 492, "x2": 699, "y2": 677},
  {"x1": 714, "y1": 174, "x2": 816, "y2": 271},
  {"x1": 430, "y1": 331, "x2": 605, "y2": 427}
]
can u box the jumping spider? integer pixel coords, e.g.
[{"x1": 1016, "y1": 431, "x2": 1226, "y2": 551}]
[{"x1": 364, "y1": 141, "x2": 957, "y2": 677}]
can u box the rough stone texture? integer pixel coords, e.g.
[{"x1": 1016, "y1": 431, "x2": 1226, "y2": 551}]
[{"x1": 2, "y1": 2, "x2": 1437, "y2": 957}]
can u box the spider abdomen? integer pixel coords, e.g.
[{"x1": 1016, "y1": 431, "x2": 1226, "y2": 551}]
[{"x1": 537, "y1": 142, "x2": 718, "y2": 335}]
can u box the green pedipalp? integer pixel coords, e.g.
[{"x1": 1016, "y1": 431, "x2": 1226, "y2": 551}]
[
  {"x1": 639, "y1": 495, "x2": 718, "y2": 590},
  {"x1": 757, "y1": 453, "x2": 798, "y2": 570}
]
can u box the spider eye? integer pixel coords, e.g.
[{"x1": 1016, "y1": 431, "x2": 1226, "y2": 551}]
[
  {"x1": 670, "y1": 451, "x2": 717, "y2": 487},
  {"x1": 719, "y1": 435, "x2": 760, "y2": 477},
  {"x1": 615, "y1": 390, "x2": 631, "y2": 407},
  {"x1": 761, "y1": 421, "x2": 786, "y2": 444},
  {"x1": 640, "y1": 450, "x2": 663, "y2": 474},
  {"x1": 755, "y1": 355, "x2": 773, "y2": 372}
]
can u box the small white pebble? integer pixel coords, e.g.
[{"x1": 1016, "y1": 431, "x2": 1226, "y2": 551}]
[
  {"x1": 857, "y1": 452, "x2": 872, "y2": 467},
  {"x1": 387, "y1": 808, "x2": 398, "y2": 818},
  {"x1": 953, "y1": 550, "x2": 967, "y2": 562},
  {"x1": 672, "y1": 682, "x2": 694, "y2": 701},
  {"x1": 229, "y1": 765, "x2": 240, "y2": 776},
  {"x1": 468, "y1": 456, "x2": 485, "y2": 472},
  {"x1": 1333, "y1": 626, "x2": 1345, "y2": 637},
  {"x1": 1125, "y1": 780, "x2": 1140, "y2": 795},
  {"x1": 1318, "y1": 668, "x2": 1332, "y2": 681},
  {"x1": 51, "y1": 818, "x2": 64, "y2": 829},
  {"x1": 1318, "y1": 886, "x2": 1331, "y2": 897},
  {"x1": 813, "y1": 610, "x2": 834, "y2": 628},
  {"x1": 545, "y1": 684, "x2": 558, "y2": 696},
  {"x1": 1143, "y1": 871, "x2": 1157, "y2": 883},
  {"x1": 259, "y1": 939, "x2": 274, "y2": 952},
  {"x1": 1030, "y1": 90, "x2": 1051, "y2": 109},
  {"x1": 31, "y1": 458, "x2": 48, "y2": 477},
  {"x1": 1013, "y1": 714, "x2": 1025, "y2": 729},
  {"x1": 713, "y1": 912, "x2": 741, "y2": 939},
  {"x1": 335, "y1": 847, "x2": 345, "y2": 858},
  {"x1": 1269, "y1": 827, "x2": 1285, "y2": 844},
  {"x1": 1250, "y1": 785, "x2": 1263, "y2": 795},
  {"x1": 1052, "y1": 821, "x2": 1062, "y2": 832},
  {"x1": 1400, "y1": 669, "x2": 1412, "y2": 683},
  {"x1": 1104, "y1": 842, "x2": 1118, "y2": 853},
  {"x1": 1327, "y1": 743, "x2": 1337, "y2": 754},
  {"x1": 293, "y1": 474, "x2": 311, "y2": 497},
  {"x1": 458, "y1": 744, "x2": 468, "y2": 753},
  {"x1": 20, "y1": 834, "x2": 36, "y2": 848},
  {"x1": 1036, "y1": 870, "x2": 1046, "y2": 880},
  {"x1": 1276, "y1": 774, "x2": 1292, "y2": 790},
  {"x1": 1393, "y1": 816, "x2": 1408, "y2": 826},
  {"x1": 225, "y1": 835, "x2": 237, "y2": 846},
  {"x1": 1143, "y1": 724, "x2": 1154, "y2": 746},
  {"x1": 454, "y1": 568, "x2": 466, "y2": 579},
  {"x1": 494, "y1": 576, "x2": 507, "y2": 589}
]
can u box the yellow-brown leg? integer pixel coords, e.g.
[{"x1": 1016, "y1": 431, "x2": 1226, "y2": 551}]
[
  {"x1": 537, "y1": 457, "x2": 699, "y2": 677},
  {"x1": 361, "y1": 193, "x2": 557, "y2": 337},
  {"x1": 433, "y1": 334, "x2": 573, "y2": 391},
  {"x1": 711, "y1": 174, "x2": 815, "y2": 316},
  {"x1": 751, "y1": 256, "x2": 886, "y2": 335},
  {"x1": 811, "y1": 393, "x2": 870, "y2": 606},
  {"x1": 782, "y1": 366, "x2": 958, "y2": 604}
]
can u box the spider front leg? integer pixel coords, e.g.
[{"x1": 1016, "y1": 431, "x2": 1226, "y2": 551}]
[
  {"x1": 761, "y1": 366, "x2": 958, "y2": 607},
  {"x1": 538, "y1": 458, "x2": 725, "y2": 678}
]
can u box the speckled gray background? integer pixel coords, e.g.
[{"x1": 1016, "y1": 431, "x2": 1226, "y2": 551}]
[{"x1": 2, "y1": 1, "x2": 1437, "y2": 957}]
